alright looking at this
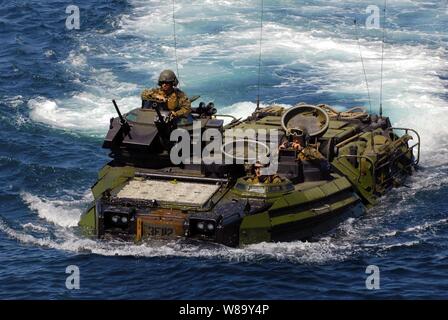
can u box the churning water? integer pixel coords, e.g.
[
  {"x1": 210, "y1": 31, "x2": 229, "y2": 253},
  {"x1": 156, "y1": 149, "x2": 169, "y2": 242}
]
[{"x1": 0, "y1": 0, "x2": 447, "y2": 299}]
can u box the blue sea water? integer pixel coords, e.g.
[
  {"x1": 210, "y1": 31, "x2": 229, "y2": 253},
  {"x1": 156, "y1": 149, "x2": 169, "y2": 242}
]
[{"x1": 0, "y1": 0, "x2": 448, "y2": 299}]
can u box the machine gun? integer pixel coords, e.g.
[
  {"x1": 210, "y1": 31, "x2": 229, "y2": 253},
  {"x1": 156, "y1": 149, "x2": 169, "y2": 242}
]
[
  {"x1": 192, "y1": 102, "x2": 217, "y2": 118},
  {"x1": 103, "y1": 100, "x2": 134, "y2": 149},
  {"x1": 143, "y1": 99, "x2": 177, "y2": 150},
  {"x1": 112, "y1": 100, "x2": 131, "y2": 132}
]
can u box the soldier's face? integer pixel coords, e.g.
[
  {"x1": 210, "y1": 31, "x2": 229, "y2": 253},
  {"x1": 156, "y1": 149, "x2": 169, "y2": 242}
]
[{"x1": 160, "y1": 81, "x2": 174, "y2": 93}]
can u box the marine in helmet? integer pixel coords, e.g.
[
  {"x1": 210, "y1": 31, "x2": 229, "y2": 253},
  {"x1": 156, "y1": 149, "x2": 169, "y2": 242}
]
[
  {"x1": 280, "y1": 132, "x2": 331, "y2": 179},
  {"x1": 141, "y1": 69, "x2": 192, "y2": 119},
  {"x1": 247, "y1": 161, "x2": 282, "y2": 184},
  {"x1": 279, "y1": 134, "x2": 304, "y2": 152},
  {"x1": 280, "y1": 131, "x2": 324, "y2": 161}
]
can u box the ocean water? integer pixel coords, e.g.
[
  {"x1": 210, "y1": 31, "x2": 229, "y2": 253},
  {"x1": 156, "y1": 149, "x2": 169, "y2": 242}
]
[{"x1": 0, "y1": 0, "x2": 447, "y2": 299}]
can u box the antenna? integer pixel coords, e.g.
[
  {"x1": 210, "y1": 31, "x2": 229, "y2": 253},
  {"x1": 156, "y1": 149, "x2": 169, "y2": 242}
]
[
  {"x1": 379, "y1": 0, "x2": 388, "y2": 117},
  {"x1": 256, "y1": 0, "x2": 264, "y2": 110},
  {"x1": 354, "y1": 19, "x2": 373, "y2": 114},
  {"x1": 172, "y1": 0, "x2": 181, "y2": 86}
]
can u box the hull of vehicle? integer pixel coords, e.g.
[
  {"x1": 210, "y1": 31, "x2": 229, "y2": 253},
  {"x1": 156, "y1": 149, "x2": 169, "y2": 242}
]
[{"x1": 80, "y1": 164, "x2": 365, "y2": 247}]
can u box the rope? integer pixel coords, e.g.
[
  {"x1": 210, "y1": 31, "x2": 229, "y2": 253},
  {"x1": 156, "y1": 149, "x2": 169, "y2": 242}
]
[
  {"x1": 379, "y1": 0, "x2": 388, "y2": 117},
  {"x1": 172, "y1": 0, "x2": 180, "y2": 86},
  {"x1": 354, "y1": 19, "x2": 372, "y2": 114},
  {"x1": 256, "y1": 0, "x2": 264, "y2": 109}
]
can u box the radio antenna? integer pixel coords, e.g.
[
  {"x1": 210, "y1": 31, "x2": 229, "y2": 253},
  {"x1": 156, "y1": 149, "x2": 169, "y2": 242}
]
[
  {"x1": 379, "y1": 0, "x2": 388, "y2": 117},
  {"x1": 172, "y1": 0, "x2": 181, "y2": 86},
  {"x1": 354, "y1": 19, "x2": 372, "y2": 114},
  {"x1": 256, "y1": 0, "x2": 264, "y2": 110}
]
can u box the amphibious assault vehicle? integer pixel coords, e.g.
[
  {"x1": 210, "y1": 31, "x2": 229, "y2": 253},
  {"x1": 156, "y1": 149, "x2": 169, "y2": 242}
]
[{"x1": 79, "y1": 99, "x2": 419, "y2": 247}]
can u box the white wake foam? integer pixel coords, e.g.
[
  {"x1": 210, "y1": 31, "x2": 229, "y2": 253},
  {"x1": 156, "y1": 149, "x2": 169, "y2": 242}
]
[
  {"x1": 5, "y1": 208, "x2": 439, "y2": 263},
  {"x1": 28, "y1": 95, "x2": 140, "y2": 134},
  {"x1": 21, "y1": 192, "x2": 90, "y2": 228},
  {"x1": 21, "y1": 223, "x2": 49, "y2": 233},
  {"x1": 6, "y1": 189, "x2": 357, "y2": 263},
  {"x1": 0, "y1": 218, "x2": 353, "y2": 264}
]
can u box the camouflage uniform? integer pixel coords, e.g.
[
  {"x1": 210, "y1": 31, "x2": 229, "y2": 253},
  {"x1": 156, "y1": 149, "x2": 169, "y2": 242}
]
[
  {"x1": 264, "y1": 175, "x2": 282, "y2": 184},
  {"x1": 298, "y1": 145, "x2": 332, "y2": 179},
  {"x1": 247, "y1": 175, "x2": 282, "y2": 184},
  {"x1": 141, "y1": 88, "x2": 192, "y2": 118},
  {"x1": 246, "y1": 176, "x2": 260, "y2": 184},
  {"x1": 298, "y1": 145, "x2": 325, "y2": 161},
  {"x1": 280, "y1": 141, "x2": 303, "y2": 152}
]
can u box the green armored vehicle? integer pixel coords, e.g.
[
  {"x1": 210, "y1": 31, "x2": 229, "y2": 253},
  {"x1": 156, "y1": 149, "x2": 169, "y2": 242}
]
[{"x1": 79, "y1": 99, "x2": 419, "y2": 247}]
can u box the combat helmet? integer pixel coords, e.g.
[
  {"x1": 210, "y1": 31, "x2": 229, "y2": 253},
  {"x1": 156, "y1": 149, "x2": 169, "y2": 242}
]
[{"x1": 158, "y1": 69, "x2": 179, "y2": 86}]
